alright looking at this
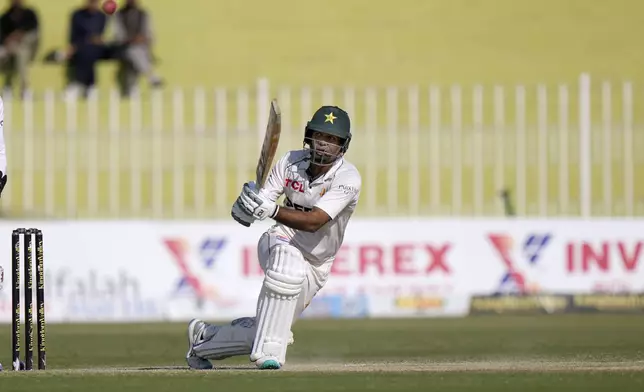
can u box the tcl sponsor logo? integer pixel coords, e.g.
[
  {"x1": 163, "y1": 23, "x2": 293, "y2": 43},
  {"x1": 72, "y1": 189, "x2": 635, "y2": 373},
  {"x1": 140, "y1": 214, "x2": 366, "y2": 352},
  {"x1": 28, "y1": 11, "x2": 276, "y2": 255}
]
[
  {"x1": 285, "y1": 179, "x2": 305, "y2": 193},
  {"x1": 566, "y1": 240, "x2": 643, "y2": 273},
  {"x1": 242, "y1": 243, "x2": 452, "y2": 276}
]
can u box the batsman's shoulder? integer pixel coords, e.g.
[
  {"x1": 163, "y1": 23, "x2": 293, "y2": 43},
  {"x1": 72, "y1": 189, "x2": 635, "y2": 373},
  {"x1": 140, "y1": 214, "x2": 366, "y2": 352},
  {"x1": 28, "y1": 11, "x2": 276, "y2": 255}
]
[
  {"x1": 336, "y1": 160, "x2": 361, "y2": 189},
  {"x1": 283, "y1": 149, "x2": 309, "y2": 163},
  {"x1": 271, "y1": 150, "x2": 308, "y2": 175}
]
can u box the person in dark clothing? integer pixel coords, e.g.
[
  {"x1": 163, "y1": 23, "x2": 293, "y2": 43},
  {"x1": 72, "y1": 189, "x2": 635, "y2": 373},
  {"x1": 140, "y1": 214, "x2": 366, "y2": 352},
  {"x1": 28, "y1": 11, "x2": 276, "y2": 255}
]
[
  {"x1": 112, "y1": 0, "x2": 163, "y2": 95},
  {"x1": 65, "y1": 0, "x2": 115, "y2": 95},
  {"x1": 0, "y1": 0, "x2": 39, "y2": 95}
]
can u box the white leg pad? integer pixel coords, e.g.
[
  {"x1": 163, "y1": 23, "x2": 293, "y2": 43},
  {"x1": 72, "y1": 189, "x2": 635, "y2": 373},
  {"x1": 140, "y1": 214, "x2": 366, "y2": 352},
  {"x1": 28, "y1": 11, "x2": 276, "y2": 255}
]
[
  {"x1": 250, "y1": 244, "x2": 307, "y2": 365},
  {"x1": 193, "y1": 322, "x2": 255, "y2": 360}
]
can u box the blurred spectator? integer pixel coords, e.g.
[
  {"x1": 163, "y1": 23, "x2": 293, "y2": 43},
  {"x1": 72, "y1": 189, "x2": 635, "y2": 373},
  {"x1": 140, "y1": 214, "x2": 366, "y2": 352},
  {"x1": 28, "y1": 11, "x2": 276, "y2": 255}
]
[
  {"x1": 64, "y1": 0, "x2": 118, "y2": 96},
  {"x1": 0, "y1": 0, "x2": 39, "y2": 97},
  {"x1": 112, "y1": 0, "x2": 163, "y2": 96}
]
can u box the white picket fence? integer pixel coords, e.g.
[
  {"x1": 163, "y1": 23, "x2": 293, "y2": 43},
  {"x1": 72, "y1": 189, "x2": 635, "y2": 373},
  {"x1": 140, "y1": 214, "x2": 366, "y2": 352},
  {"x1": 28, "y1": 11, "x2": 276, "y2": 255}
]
[{"x1": 1, "y1": 73, "x2": 643, "y2": 219}]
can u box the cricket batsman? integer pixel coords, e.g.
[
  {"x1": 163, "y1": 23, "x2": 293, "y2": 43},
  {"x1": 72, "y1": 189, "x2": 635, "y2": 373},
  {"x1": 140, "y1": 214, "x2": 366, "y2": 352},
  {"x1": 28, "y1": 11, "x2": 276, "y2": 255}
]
[{"x1": 185, "y1": 105, "x2": 361, "y2": 370}]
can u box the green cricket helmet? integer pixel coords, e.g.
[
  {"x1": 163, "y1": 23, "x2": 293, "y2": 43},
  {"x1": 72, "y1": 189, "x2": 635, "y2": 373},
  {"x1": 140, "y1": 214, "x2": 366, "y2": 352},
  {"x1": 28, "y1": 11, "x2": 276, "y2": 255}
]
[{"x1": 304, "y1": 106, "x2": 352, "y2": 165}]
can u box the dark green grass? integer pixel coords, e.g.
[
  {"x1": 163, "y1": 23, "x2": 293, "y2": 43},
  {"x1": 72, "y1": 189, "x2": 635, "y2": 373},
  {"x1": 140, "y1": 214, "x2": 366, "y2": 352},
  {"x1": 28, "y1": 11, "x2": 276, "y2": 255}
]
[
  {"x1": 0, "y1": 315, "x2": 643, "y2": 391},
  {"x1": 1, "y1": 372, "x2": 644, "y2": 392},
  {"x1": 1, "y1": 315, "x2": 643, "y2": 368}
]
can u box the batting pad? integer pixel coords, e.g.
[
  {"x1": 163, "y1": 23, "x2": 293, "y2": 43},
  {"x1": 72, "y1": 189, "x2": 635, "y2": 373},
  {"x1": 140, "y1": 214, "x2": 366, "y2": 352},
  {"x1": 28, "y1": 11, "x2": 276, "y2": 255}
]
[{"x1": 250, "y1": 244, "x2": 306, "y2": 365}]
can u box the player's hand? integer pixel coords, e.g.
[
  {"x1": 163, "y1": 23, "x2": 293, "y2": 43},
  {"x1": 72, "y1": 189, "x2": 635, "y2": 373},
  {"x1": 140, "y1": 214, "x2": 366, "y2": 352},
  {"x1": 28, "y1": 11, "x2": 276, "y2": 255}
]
[
  {"x1": 238, "y1": 181, "x2": 278, "y2": 221},
  {"x1": 0, "y1": 171, "x2": 7, "y2": 198},
  {"x1": 231, "y1": 198, "x2": 255, "y2": 227}
]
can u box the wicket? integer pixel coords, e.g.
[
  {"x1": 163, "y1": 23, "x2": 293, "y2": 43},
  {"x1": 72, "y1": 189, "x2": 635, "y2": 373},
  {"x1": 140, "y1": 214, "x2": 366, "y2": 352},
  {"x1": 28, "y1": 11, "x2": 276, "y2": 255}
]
[{"x1": 11, "y1": 228, "x2": 46, "y2": 371}]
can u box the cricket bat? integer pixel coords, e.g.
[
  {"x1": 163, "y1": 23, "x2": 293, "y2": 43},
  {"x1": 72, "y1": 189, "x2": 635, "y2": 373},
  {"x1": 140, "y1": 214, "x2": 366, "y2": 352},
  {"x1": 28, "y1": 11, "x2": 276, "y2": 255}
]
[{"x1": 256, "y1": 99, "x2": 282, "y2": 189}]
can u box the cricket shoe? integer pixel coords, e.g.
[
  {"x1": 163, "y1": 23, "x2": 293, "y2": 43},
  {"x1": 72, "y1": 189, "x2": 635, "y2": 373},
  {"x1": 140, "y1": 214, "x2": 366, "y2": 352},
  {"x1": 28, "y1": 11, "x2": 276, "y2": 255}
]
[
  {"x1": 255, "y1": 356, "x2": 281, "y2": 370},
  {"x1": 186, "y1": 318, "x2": 214, "y2": 370}
]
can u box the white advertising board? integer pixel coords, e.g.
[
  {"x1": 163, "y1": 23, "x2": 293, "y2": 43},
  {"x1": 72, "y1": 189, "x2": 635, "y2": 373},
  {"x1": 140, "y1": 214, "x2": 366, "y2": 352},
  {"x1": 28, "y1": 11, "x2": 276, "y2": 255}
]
[{"x1": 0, "y1": 218, "x2": 641, "y2": 323}]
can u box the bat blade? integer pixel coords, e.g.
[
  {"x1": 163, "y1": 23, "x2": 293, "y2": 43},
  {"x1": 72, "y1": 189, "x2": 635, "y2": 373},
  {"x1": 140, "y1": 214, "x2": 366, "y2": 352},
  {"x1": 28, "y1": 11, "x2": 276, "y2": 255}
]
[{"x1": 256, "y1": 99, "x2": 282, "y2": 188}]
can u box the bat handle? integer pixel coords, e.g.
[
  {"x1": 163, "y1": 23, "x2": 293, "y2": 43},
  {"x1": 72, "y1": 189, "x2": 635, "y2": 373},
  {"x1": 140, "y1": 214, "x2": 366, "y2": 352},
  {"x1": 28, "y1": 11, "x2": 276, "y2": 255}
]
[{"x1": 231, "y1": 212, "x2": 251, "y2": 227}]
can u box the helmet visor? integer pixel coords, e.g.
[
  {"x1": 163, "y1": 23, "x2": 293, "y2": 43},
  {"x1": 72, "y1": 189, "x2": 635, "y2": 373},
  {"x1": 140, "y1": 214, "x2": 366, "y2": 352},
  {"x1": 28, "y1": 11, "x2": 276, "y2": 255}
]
[{"x1": 304, "y1": 132, "x2": 344, "y2": 166}]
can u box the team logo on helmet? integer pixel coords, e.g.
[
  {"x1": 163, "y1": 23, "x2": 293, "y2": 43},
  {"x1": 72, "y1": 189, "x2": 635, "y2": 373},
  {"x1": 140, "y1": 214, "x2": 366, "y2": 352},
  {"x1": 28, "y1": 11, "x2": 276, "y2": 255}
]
[{"x1": 324, "y1": 112, "x2": 337, "y2": 124}]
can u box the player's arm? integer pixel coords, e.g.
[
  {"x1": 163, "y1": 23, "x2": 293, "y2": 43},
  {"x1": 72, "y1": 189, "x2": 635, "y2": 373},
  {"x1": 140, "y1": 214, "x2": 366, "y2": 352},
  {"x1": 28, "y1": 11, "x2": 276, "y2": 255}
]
[
  {"x1": 274, "y1": 177, "x2": 361, "y2": 232},
  {"x1": 239, "y1": 172, "x2": 361, "y2": 233},
  {"x1": 272, "y1": 177, "x2": 361, "y2": 232},
  {"x1": 273, "y1": 207, "x2": 330, "y2": 233},
  {"x1": 239, "y1": 194, "x2": 332, "y2": 233}
]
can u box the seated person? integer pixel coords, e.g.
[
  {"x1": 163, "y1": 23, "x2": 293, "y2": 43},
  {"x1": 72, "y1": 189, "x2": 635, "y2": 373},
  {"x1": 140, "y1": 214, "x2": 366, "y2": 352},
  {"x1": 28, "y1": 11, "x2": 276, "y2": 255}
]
[
  {"x1": 112, "y1": 0, "x2": 162, "y2": 95},
  {"x1": 61, "y1": 0, "x2": 118, "y2": 96},
  {"x1": 0, "y1": 0, "x2": 39, "y2": 96}
]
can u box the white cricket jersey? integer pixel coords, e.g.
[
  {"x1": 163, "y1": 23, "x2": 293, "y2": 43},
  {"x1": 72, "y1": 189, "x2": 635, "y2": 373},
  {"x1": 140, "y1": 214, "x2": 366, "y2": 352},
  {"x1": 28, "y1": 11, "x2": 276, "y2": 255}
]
[
  {"x1": 0, "y1": 96, "x2": 6, "y2": 175},
  {"x1": 260, "y1": 150, "x2": 361, "y2": 265}
]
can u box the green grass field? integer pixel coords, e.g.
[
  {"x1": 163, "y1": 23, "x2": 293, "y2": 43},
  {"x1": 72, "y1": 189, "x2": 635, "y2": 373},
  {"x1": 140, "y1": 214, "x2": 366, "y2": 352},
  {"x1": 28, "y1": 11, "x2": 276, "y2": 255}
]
[
  {"x1": 1, "y1": 0, "x2": 643, "y2": 218},
  {"x1": 0, "y1": 315, "x2": 643, "y2": 391}
]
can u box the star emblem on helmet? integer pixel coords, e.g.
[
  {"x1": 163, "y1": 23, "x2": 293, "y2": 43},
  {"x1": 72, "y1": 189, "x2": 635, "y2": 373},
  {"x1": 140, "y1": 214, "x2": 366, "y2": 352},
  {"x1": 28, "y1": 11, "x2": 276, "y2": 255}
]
[{"x1": 324, "y1": 112, "x2": 337, "y2": 124}]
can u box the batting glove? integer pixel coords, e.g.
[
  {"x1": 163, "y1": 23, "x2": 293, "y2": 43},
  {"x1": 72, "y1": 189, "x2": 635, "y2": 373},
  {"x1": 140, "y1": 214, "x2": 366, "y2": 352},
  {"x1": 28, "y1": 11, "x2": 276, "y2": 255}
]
[
  {"x1": 231, "y1": 197, "x2": 255, "y2": 227},
  {"x1": 238, "y1": 181, "x2": 279, "y2": 221}
]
